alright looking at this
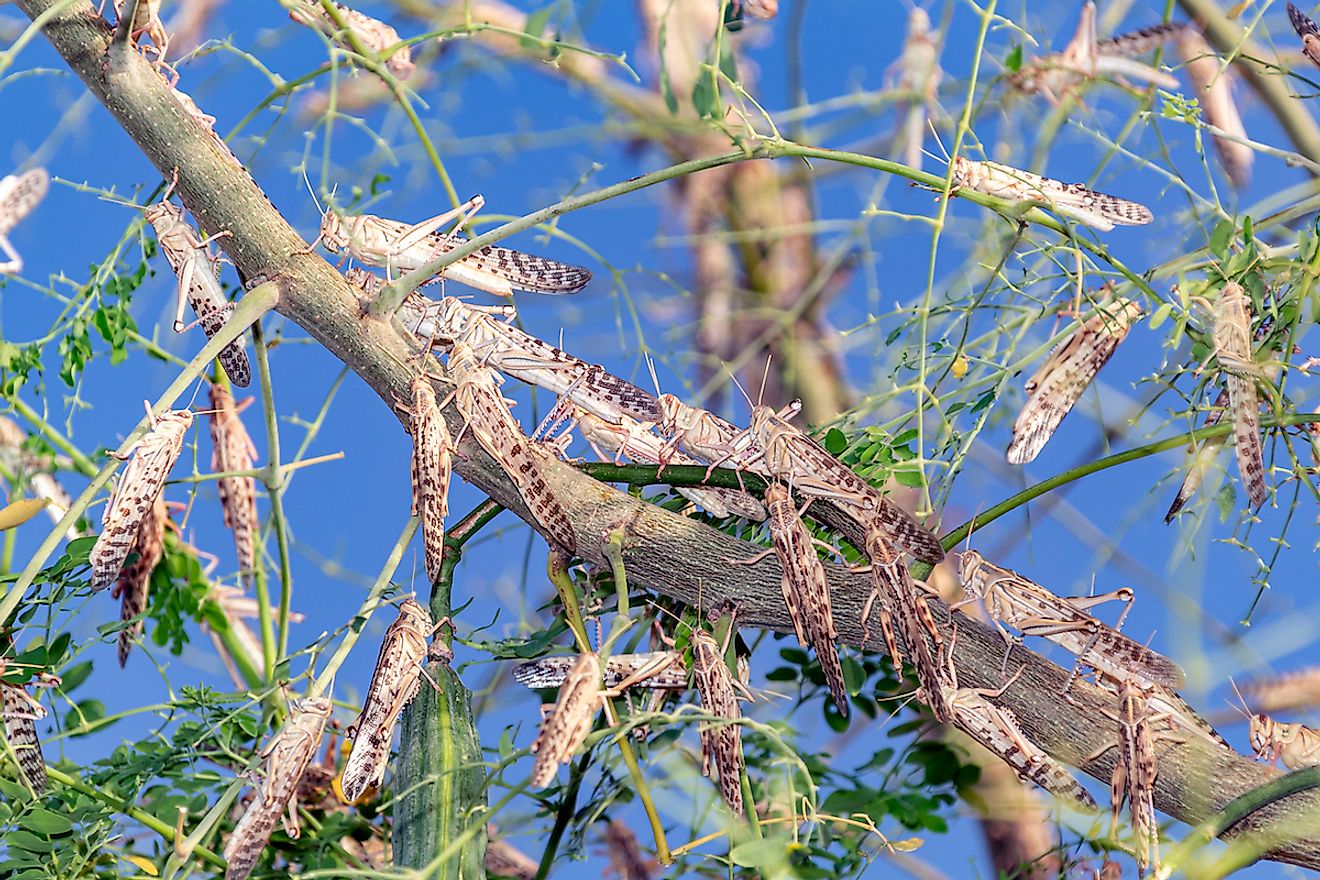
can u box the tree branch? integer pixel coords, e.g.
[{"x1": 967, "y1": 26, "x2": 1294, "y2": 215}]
[
  {"x1": 19, "y1": 0, "x2": 1320, "y2": 870},
  {"x1": 1177, "y1": 0, "x2": 1320, "y2": 170}
]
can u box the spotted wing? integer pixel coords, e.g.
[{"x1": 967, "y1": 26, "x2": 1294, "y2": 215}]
[
  {"x1": 1007, "y1": 299, "x2": 1143, "y2": 464},
  {"x1": 2, "y1": 684, "x2": 47, "y2": 792},
  {"x1": 0, "y1": 168, "x2": 48, "y2": 235},
  {"x1": 1213, "y1": 283, "x2": 1266, "y2": 507}
]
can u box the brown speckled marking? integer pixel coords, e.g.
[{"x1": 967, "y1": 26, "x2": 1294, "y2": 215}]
[
  {"x1": 223, "y1": 698, "x2": 331, "y2": 880},
  {"x1": 341, "y1": 598, "x2": 437, "y2": 802},
  {"x1": 90, "y1": 409, "x2": 192, "y2": 593},
  {"x1": 1007, "y1": 298, "x2": 1143, "y2": 464},
  {"x1": 448, "y1": 342, "x2": 576, "y2": 550}
]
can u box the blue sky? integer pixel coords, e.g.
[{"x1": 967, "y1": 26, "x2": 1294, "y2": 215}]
[{"x1": 2, "y1": 1, "x2": 1319, "y2": 877}]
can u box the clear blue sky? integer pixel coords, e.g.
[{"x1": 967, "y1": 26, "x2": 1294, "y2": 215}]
[{"x1": 1, "y1": 1, "x2": 1318, "y2": 877}]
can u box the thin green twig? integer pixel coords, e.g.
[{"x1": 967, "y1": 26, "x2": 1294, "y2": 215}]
[{"x1": 0, "y1": 284, "x2": 278, "y2": 629}]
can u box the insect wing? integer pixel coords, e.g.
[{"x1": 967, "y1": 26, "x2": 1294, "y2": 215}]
[
  {"x1": 1007, "y1": 298, "x2": 1143, "y2": 464},
  {"x1": 90, "y1": 412, "x2": 193, "y2": 592},
  {"x1": 1213, "y1": 283, "x2": 1266, "y2": 507},
  {"x1": 0, "y1": 168, "x2": 48, "y2": 235}
]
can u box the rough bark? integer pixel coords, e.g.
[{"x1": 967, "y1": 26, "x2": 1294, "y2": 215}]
[{"x1": 19, "y1": 0, "x2": 1320, "y2": 871}]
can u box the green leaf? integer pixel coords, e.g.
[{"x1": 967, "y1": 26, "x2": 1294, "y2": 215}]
[
  {"x1": 1242, "y1": 214, "x2": 1254, "y2": 242},
  {"x1": 1209, "y1": 219, "x2": 1234, "y2": 259},
  {"x1": 1148, "y1": 301, "x2": 1174, "y2": 330},
  {"x1": 520, "y1": 6, "x2": 553, "y2": 46},
  {"x1": 894, "y1": 468, "x2": 925, "y2": 489},
  {"x1": 731, "y1": 837, "x2": 792, "y2": 868},
  {"x1": 1004, "y1": 44, "x2": 1023, "y2": 72},
  {"x1": 823, "y1": 428, "x2": 848, "y2": 455},
  {"x1": 6, "y1": 830, "x2": 53, "y2": 853},
  {"x1": 22, "y1": 808, "x2": 72, "y2": 835},
  {"x1": 691, "y1": 69, "x2": 720, "y2": 119}
]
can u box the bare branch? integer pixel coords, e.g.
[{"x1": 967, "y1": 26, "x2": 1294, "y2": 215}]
[{"x1": 17, "y1": 0, "x2": 1320, "y2": 869}]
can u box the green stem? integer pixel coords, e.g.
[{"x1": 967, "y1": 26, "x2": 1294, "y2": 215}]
[
  {"x1": 167, "y1": 452, "x2": 344, "y2": 484},
  {"x1": 307, "y1": 515, "x2": 419, "y2": 698},
  {"x1": 392, "y1": 502, "x2": 497, "y2": 877},
  {"x1": 1157, "y1": 767, "x2": 1320, "y2": 879},
  {"x1": 598, "y1": 528, "x2": 630, "y2": 657},
  {"x1": 251, "y1": 322, "x2": 294, "y2": 669},
  {"x1": 546, "y1": 548, "x2": 591, "y2": 653},
  {"x1": 544, "y1": 541, "x2": 670, "y2": 862},
  {"x1": 0, "y1": 284, "x2": 277, "y2": 629},
  {"x1": 44, "y1": 767, "x2": 225, "y2": 869},
  {"x1": 376, "y1": 138, "x2": 1155, "y2": 317},
  {"x1": 533, "y1": 752, "x2": 588, "y2": 880},
  {"x1": 933, "y1": 411, "x2": 1320, "y2": 566}
]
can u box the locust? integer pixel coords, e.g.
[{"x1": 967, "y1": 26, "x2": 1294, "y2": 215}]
[
  {"x1": 169, "y1": 85, "x2": 243, "y2": 169},
  {"x1": 209, "y1": 385, "x2": 259, "y2": 584},
  {"x1": 111, "y1": 493, "x2": 167, "y2": 667},
  {"x1": 1212, "y1": 282, "x2": 1267, "y2": 508},
  {"x1": 113, "y1": 0, "x2": 172, "y2": 80},
  {"x1": 529, "y1": 651, "x2": 604, "y2": 788},
  {"x1": 656, "y1": 393, "x2": 747, "y2": 466},
  {"x1": 571, "y1": 408, "x2": 766, "y2": 520},
  {"x1": 860, "y1": 527, "x2": 952, "y2": 723},
  {"x1": 486, "y1": 825, "x2": 540, "y2": 879},
  {"x1": 690, "y1": 628, "x2": 746, "y2": 816},
  {"x1": 1085, "y1": 678, "x2": 1184, "y2": 878},
  {"x1": 734, "y1": 401, "x2": 945, "y2": 564},
  {"x1": 950, "y1": 156, "x2": 1154, "y2": 231},
  {"x1": 735, "y1": 482, "x2": 848, "y2": 715},
  {"x1": 1175, "y1": 30, "x2": 1251, "y2": 188},
  {"x1": 348, "y1": 269, "x2": 660, "y2": 425},
  {"x1": 0, "y1": 167, "x2": 47, "y2": 275},
  {"x1": 402, "y1": 376, "x2": 451, "y2": 583},
  {"x1": 514, "y1": 651, "x2": 687, "y2": 691},
  {"x1": 1007, "y1": 298, "x2": 1144, "y2": 464},
  {"x1": 397, "y1": 289, "x2": 663, "y2": 424},
  {"x1": 604, "y1": 819, "x2": 658, "y2": 880},
  {"x1": 894, "y1": 7, "x2": 942, "y2": 171},
  {"x1": 319, "y1": 195, "x2": 591, "y2": 296},
  {"x1": 144, "y1": 197, "x2": 251, "y2": 387},
  {"x1": 1008, "y1": 2, "x2": 1183, "y2": 102},
  {"x1": 223, "y1": 697, "x2": 332, "y2": 880},
  {"x1": 1166, "y1": 314, "x2": 1276, "y2": 520},
  {"x1": 90, "y1": 407, "x2": 193, "y2": 593},
  {"x1": 1, "y1": 665, "x2": 49, "y2": 793},
  {"x1": 935, "y1": 630, "x2": 1096, "y2": 810},
  {"x1": 1247, "y1": 712, "x2": 1320, "y2": 770},
  {"x1": 289, "y1": 0, "x2": 416, "y2": 79},
  {"x1": 341, "y1": 597, "x2": 446, "y2": 803},
  {"x1": 447, "y1": 341, "x2": 576, "y2": 550},
  {"x1": 1164, "y1": 386, "x2": 1230, "y2": 522},
  {"x1": 1239, "y1": 667, "x2": 1320, "y2": 715},
  {"x1": 956, "y1": 550, "x2": 1185, "y2": 690},
  {"x1": 1289, "y1": 3, "x2": 1320, "y2": 70},
  {"x1": 203, "y1": 586, "x2": 306, "y2": 692}
]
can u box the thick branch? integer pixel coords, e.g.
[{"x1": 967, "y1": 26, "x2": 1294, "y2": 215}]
[
  {"x1": 1177, "y1": 0, "x2": 1320, "y2": 170},
  {"x1": 20, "y1": 1, "x2": 1320, "y2": 870}
]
